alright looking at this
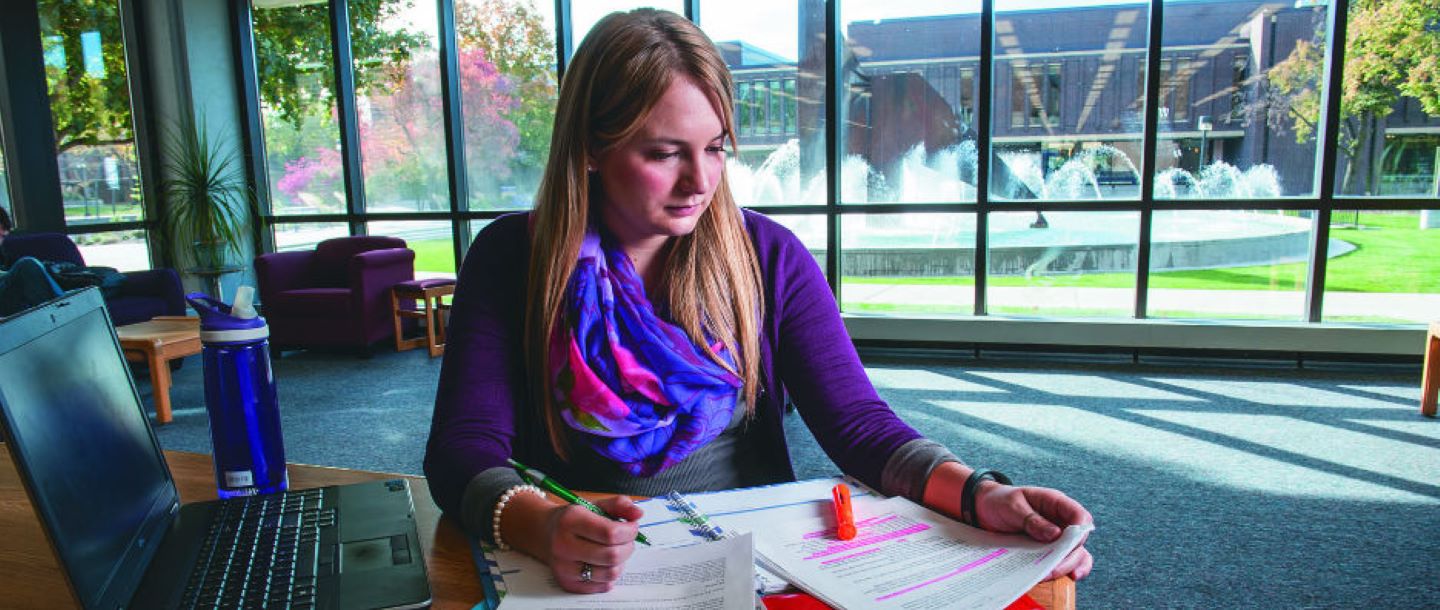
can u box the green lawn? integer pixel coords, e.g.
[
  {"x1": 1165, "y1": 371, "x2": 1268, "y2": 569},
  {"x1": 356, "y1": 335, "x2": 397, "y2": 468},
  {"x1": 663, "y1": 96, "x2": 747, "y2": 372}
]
[
  {"x1": 411, "y1": 239, "x2": 457, "y2": 274},
  {"x1": 65, "y1": 202, "x2": 144, "y2": 222},
  {"x1": 846, "y1": 211, "x2": 1440, "y2": 294}
]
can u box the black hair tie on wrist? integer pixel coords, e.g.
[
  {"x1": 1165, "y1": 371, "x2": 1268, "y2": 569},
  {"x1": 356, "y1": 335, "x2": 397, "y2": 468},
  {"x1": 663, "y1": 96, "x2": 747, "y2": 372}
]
[{"x1": 960, "y1": 469, "x2": 1012, "y2": 528}]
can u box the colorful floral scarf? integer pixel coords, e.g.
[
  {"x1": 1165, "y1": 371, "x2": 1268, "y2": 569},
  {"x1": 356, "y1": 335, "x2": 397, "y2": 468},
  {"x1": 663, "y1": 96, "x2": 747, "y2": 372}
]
[{"x1": 550, "y1": 227, "x2": 741, "y2": 477}]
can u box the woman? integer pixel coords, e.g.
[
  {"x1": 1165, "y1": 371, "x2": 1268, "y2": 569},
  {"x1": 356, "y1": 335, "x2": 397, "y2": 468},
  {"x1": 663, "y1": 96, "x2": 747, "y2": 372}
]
[
  {"x1": 425, "y1": 8, "x2": 1093, "y2": 594},
  {"x1": 0, "y1": 206, "x2": 12, "y2": 248}
]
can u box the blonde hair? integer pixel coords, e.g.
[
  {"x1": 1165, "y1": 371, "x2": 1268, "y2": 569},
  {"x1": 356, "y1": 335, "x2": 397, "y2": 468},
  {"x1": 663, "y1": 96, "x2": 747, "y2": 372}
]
[{"x1": 525, "y1": 9, "x2": 764, "y2": 460}]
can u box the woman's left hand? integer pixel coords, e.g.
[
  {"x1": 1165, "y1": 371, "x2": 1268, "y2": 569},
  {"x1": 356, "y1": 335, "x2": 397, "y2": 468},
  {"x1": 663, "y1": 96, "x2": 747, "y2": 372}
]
[{"x1": 973, "y1": 483, "x2": 1094, "y2": 581}]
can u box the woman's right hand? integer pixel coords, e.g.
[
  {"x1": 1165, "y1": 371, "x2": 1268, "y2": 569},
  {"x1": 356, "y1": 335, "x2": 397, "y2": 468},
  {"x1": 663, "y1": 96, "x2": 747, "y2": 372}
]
[{"x1": 540, "y1": 495, "x2": 645, "y2": 593}]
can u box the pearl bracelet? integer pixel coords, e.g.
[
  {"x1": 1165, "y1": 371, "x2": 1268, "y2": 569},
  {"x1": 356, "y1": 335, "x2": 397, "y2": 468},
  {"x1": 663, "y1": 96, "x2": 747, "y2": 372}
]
[{"x1": 493, "y1": 484, "x2": 546, "y2": 551}]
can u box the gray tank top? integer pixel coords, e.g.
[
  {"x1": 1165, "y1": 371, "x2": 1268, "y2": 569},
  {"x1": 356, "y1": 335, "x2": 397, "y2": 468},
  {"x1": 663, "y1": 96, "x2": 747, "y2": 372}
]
[{"x1": 560, "y1": 400, "x2": 772, "y2": 496}]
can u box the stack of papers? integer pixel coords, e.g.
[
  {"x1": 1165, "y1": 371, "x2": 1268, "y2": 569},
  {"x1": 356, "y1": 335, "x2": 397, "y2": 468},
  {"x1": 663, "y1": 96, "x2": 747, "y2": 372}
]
[
  {"x1": 478, "y1": 478, "x2": 1091, "y2": 610},
  {"x1": 495, "y1": 534, "x2": 756, "y2": 609},
  {"x1": 750, "y1": 496, "x2": 1093, "y2": 610}
]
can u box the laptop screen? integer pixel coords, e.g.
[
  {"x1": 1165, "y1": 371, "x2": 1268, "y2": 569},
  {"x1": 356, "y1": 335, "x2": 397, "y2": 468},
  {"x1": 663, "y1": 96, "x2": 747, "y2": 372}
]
[{"x1": 0, "y1": 288, "x2": 178, "y2": 608}]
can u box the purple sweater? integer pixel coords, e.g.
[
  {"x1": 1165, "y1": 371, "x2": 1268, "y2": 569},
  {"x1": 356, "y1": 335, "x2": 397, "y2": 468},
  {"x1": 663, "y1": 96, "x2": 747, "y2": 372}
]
[{"x1": 423, "y1": 210, "x2": 928, "y2": 519}]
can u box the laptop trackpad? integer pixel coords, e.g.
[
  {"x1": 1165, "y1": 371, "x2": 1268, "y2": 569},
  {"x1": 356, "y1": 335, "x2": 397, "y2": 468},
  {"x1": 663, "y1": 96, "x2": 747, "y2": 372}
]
[{"x1": 340, "y1": 535, "x2": 412, "y2": 573}]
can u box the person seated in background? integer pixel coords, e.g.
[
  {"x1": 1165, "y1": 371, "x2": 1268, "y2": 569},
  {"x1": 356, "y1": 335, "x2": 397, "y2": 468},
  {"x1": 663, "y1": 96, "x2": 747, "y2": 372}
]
[
  {"x1": 0, "y1": 256, "x2": 63, "y2": 317},
  {"x1": 0, "y1": 211, "x2": 124, "y2": 296},
  {"x1": 424, "y1": 8, "x2": 1093, "y2": 594},
  {"x1": 0, "y1": 206, "x2": 12, "y2": 248}
]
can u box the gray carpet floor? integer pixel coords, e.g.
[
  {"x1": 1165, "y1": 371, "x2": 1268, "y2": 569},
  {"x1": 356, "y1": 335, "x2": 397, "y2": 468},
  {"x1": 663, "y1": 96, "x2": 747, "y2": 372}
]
[{"x1": 145, "y1": 348, "x2": 1438, "y2": 608}]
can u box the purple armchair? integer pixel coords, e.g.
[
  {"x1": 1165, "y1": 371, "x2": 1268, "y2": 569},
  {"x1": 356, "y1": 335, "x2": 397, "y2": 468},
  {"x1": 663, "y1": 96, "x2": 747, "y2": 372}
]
[
  {"x1": 0, "y1": 232, "x2": 184, "y2": 326},
  {"x1": 255, "y1": 235, "x2": 415, "y2": 351}
]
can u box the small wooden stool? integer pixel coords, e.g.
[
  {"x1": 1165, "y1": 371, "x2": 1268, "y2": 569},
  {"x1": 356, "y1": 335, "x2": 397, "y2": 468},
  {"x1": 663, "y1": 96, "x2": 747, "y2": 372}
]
[
  {"x1": 1423, "y1": 321, "x2": 1440, "y2": 417},
  {"x1": 391, "y1": 279, "x2": 456, "y2": 357}
]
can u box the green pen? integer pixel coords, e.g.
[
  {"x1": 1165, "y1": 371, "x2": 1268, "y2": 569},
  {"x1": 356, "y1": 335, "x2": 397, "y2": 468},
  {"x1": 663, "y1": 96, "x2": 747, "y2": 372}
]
[{"x1": 507, "y1": 458, "x2": 651, "y2": 546}]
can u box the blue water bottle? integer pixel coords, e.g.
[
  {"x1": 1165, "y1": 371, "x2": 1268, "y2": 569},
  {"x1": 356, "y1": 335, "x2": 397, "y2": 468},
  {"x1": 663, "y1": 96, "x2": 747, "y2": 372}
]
[{"x1": 187, "y1": 286, "x2": 288, "y2": 498}]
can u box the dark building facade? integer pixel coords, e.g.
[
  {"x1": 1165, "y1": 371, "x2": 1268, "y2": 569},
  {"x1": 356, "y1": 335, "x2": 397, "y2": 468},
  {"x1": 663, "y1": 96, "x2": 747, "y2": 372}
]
[{"x1": 724, "y1": 0, "x2": 1440, "y2": 199}]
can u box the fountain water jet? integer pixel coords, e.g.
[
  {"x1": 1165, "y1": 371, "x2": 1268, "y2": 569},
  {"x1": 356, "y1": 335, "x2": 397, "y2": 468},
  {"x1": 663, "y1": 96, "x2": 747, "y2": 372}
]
[{"x1": 726, "y1": 140, "x2": 1316, "y2": 276}]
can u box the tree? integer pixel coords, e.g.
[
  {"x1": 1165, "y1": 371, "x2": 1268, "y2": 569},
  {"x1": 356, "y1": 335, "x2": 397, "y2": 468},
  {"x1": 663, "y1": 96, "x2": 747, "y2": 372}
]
[
  {"x1": 35, "y1": 0, "x2": 554, "y2": 212},
  {"x1": 351, "y1": 48, "x2": 520, "y2": 211},
  {"x1": 455, "y1": 0, "x2": 557, "y2": 201},
  {"x1": 40, "y1": 0, "x2": 134, "y2": 154},
  {"x1": 260, "y1": 0, "x2": 552, "y2": 210},
  {"x1": 251, "y1": 0, "x2": 426, "y2": 129},
  {"x1": 1258, "y1": 0, "x2": 1440, "y2": 195}
]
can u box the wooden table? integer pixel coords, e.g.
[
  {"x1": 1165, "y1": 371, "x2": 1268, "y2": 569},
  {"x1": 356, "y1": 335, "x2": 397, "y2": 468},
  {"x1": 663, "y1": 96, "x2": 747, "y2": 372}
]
[
  {"x1": 1424, "y1": 321, "x2": 1440, "y2": 417},
  {"x1": 115, "y1": 316, "x2": 202, "y2": 424},
  {"x1": 0, "y1": 450, "x2": 1076, "y2": 609}
]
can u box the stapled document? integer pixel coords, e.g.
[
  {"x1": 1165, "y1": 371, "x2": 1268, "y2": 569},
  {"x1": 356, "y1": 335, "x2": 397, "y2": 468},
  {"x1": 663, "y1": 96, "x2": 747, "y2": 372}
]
[
  {"x1": 752, "y1": 496, "x2": 1092, "y2": 610},
  {"x1": 495, "y1": 532, "x2": 756, "y2": 609}
]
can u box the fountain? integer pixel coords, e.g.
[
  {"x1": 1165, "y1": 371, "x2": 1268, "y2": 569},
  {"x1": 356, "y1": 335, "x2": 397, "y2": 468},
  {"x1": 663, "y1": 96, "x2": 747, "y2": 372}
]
[{"x1": 727, "y1": 140, "x2": 1335, "y2": 277}]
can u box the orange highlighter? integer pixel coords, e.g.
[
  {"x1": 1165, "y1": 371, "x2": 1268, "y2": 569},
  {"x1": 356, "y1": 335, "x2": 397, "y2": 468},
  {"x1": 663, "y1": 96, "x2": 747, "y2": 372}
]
[{"x1": 831, "y1": 483, "x2": 857, "y2": 540}]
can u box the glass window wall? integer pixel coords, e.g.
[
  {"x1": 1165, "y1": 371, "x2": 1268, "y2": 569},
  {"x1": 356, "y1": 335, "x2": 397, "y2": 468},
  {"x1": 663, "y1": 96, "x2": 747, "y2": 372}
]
[
  {"x1": 368, "y1": 219, "x2": 456, "y2": 277},
  {"x1": 39, "y1": 0, "x2": 145, "y2": 228},
  {"x1": 1153, "y1": 0, "x2": 1327, "y2": 199},
  {"x1": 229, "y1": 1, "x2": 1440, "y2": 331},
  {"x1": 571, "y1": 0, "x2": 683, "y2": 57},
  {"x1": 1323, "y1": 210, "x2": 1440, "y2": 323},
  {"x1": 456, "y1": 0, "x2": 558, "y2": 211},
  {"x1": 988, "y1": 211, "x2": 1137, "y2": 318},
  {"x1": 253, "y1": 0, "x2": 345, "y2": 216},
  {"x1": 0, "y1": 123, "x2": 9, "y2": 214},
  {"x1": 703, "y1": 0, "x2": 822, "y2": 205},
  {"x1": 839, "y1": 1, "x2": 980, "y2": 204},
  {"x1": 990, "y1": 1, "x2": 1149, "y2": 203},
  {"x1": 1147, "y1": 209, "x2": 1309, "y2": 320},
  {"x1": 1334, "y1": 2, "x2": 1440, "y2": 198},
  {"x1": 273, "y1": 221, "x2": 349, "y2": 252},
  {"x1": 74, "y1": 229, "x2": 150, "y2": 272},
  {"x1": 349, "y1": 0, "x2": 451, "y2": 213},
  {"x1": 839, "y1": 213, "x2": 976, "y2": 315}
]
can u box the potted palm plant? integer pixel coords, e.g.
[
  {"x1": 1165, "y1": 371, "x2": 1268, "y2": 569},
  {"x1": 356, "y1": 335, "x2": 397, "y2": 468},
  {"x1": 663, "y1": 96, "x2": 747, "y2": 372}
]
[{"x1": 161, "y1": 116, "x2": 255, "y2": 274}]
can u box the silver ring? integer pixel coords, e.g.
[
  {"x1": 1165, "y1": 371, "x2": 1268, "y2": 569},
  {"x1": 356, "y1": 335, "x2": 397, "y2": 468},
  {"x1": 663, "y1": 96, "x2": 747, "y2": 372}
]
[{"x1": 579, "y1": 562, "x2": 593, "y2": 583}]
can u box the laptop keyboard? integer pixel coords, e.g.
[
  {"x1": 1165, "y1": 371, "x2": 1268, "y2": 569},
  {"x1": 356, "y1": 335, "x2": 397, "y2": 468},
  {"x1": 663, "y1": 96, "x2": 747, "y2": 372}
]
[{"x1": 180, "y1": 488, "x2": 336, "y2": 609}]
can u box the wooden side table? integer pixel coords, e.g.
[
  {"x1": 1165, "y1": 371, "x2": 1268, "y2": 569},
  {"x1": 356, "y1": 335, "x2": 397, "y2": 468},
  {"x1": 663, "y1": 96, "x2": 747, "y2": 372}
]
[
  {"x1": 1423, "y1": 321, "x2": 1440, "y2": 417},
  {"x1": 391, "y1": 279, "x2": 456, "y2": 358},
  {"x1": 115, "y1": 316, "x2": 202, "y2": 424}
]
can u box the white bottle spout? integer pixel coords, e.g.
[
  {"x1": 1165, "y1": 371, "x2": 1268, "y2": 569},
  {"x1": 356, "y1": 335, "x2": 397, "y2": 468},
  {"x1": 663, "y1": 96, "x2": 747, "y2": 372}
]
[{"x1": 232, "y1": 285, "x2": 258, "y2": 319}]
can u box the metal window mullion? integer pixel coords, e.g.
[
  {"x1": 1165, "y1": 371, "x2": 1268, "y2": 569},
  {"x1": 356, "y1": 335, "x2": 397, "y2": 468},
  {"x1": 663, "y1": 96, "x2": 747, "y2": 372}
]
[
  {"x1": 329, "y1": 0, "x2": 366, "y2": 235},
  {"x1": 1135, "y1": 0, "x2": 1164, "y2": 319},
  {"x1": 685, "y1": 0, "x2": 700, "y2": 24},
  {"x1": 66, "y1": 220, "x2": 148, "y2": 235},
  {"x1": 118, "y1": 0, "x2": 166, "y2": 267},
  {"x1": 825, "y1": 0, "x2": 841, "y2": 302},
  {"x1": 975, "y1": 0, "x2": 994, "y2": 316},
  {"x1": 233, "y1": 0, "x2": 275, "y2": 255},
  {"x1": 555, "y1": 0, "x2": 571, "y2": 76},
  {"x1": 438, "y1": 0, "x2": 469, "y2": 272},
  {"x1": 1307, "y1": 0, "x2": 1348, "y2": 323},
  {"x1": 0, "y1": 0, "x2": 65, "y2": 232}
]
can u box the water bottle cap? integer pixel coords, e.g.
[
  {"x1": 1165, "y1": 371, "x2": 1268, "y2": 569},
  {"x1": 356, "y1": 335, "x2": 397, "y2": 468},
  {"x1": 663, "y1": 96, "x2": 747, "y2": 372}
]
[
  {"x1": 231, "y1": 286, "x2": 258, "y2": 319},
  {"x1": 186, "y1": 292, "x2": 269, "y2": 343}
]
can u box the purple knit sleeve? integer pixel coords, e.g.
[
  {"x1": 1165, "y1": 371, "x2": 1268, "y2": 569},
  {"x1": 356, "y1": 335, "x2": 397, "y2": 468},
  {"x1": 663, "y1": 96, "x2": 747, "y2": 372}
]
[
  {"x1": 755, "y1": 215, "x2": 926, "y2": 492},
  {"x1": 423, "y1": 215, "x2": 529, "y2": 517}
]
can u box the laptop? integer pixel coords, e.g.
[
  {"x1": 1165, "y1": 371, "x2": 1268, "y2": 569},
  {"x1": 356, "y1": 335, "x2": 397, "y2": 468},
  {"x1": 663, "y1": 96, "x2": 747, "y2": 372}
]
[{"x1": 0, "y1": 288, "x2": 432, "y2": 609}]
